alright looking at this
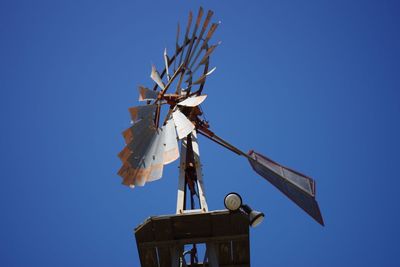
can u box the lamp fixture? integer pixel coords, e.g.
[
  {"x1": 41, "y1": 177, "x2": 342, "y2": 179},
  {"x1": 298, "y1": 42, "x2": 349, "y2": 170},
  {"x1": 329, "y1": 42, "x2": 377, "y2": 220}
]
[{"x1": 223, "y1": 192, "x2": 265, "y2": 227}]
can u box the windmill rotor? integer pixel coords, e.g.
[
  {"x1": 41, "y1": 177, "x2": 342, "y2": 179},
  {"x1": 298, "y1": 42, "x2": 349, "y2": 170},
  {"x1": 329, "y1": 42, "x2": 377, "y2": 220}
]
[
  {"x1": 118, "y1": 7, "x2": 218, "y2": 189},
  {"x1": 117, "y1": 7, "x2": 324, "y2": 226}
]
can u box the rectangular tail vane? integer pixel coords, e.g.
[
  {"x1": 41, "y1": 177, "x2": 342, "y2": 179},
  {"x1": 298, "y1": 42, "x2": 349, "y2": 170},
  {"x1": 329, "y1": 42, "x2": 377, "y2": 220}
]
[{"x1": 248, "y1": 150, "x2": 324, "y2": 226}]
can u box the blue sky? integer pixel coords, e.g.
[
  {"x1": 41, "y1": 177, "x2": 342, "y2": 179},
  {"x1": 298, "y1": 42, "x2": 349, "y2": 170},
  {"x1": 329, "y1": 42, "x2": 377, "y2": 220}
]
[{"x1": 1, "y1": 0, "x2": 399, "y2": 266}]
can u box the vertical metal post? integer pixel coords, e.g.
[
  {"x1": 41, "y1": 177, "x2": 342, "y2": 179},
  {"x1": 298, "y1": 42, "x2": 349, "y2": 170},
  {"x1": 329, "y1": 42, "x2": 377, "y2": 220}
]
[
  {"x1": 176, "y1": 131, "x2": 208, "y2": 214},
  {"x1": 176, "y1": 137, "x2": 188, "y2": 214},
  {"x1": 191, "y1": 131, "x2": 208, "y2": 212}
]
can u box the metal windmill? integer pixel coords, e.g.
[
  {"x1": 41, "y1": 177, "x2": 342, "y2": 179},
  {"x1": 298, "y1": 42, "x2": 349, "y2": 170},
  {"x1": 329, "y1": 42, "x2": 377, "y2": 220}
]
[{"x1": 118, "y1": 7, "x2": 323, "y2": 266}]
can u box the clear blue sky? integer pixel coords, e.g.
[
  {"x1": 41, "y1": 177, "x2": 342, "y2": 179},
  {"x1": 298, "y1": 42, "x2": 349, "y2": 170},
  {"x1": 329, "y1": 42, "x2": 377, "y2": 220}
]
[{"x1": 1, "y1": 0, "x2": 399, "y2": 266}]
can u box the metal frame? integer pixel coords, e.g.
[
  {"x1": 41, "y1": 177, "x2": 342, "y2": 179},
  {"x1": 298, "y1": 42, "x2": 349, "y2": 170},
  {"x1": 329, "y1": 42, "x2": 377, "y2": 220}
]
[{"x1": 176, "y1": 131, "x2": 208, "y2": 214}]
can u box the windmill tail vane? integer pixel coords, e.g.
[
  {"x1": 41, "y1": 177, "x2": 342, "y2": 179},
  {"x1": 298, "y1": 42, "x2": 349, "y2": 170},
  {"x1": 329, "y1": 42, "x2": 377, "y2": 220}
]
[{"x1": 117, "y1": 7, "x2": 324, "y2": 226}]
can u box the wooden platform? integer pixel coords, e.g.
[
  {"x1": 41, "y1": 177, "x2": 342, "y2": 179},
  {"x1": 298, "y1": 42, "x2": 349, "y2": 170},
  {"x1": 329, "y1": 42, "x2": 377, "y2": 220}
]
[{"x1": 135, "y1": 210, "x2": 250, "y2": 267}]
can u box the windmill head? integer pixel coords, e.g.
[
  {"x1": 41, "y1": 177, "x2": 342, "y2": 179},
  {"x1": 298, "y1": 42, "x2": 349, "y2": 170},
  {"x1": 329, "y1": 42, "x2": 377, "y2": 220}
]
[{"x1": 117, "y1": 7, "x2": 324, "y2": 226}]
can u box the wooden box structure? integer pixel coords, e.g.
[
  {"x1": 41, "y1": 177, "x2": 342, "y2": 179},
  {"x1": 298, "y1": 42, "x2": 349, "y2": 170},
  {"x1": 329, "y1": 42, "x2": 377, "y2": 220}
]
[{"x1": 135, "y1": 210, "x2": 250, "y2": 267}]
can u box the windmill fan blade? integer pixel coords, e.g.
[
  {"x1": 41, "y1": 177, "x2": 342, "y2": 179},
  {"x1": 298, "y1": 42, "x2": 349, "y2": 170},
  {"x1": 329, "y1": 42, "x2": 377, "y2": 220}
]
[
  {"x1": 122, "y1": 116, "x2": 155, "y2": 145},
  {"x1": 188, "y1": 21, "x2": 220, "y2": 71},
  {"x1": 164, "y1": 48, "x2": 170, "y2": 81},
  {"x1": 150, "y1": 65, "x2": 165, "y2": 90},
  {"x1": 193, "y1": 67, "x2": 216, "y2": 85},
  {"x1": 173, "y1": 23, "x2": 180, "y2": 72},
  {"x1": 184, "y1": 69, "x2": 193, "y2": 85},
  {"x1": 144, "y1": 132, "x2": 165, "y2": 182},
  {"x1": 138, "y1": 86, "x2": 158, "y2": 101},
  {"x1": 172, "y1": 109, "x2": 195, "y2": 139},
  {"x1": 118, "y1": 145, "x2": 132, "y2": 162},
  {"x1": 199, "y1": 42, "x2": 221, "y2": 66},
  {"x1": 161, "y1": 118, "x2": 179, "y2": 164},
  {"x1": 177, "y1": 11, "x2": 193, "y2": 67},
  {"x1": 178, "y1": 95, "x2": 207, "y2": 107},
  {"x1": 182, "y1": 7, "x2": 203, "y2": 67},
  {"x1": 128, "y1": 104, "x2": 157, "y2": 122},
  {"x1": 119, "y1": 116, "x2": 180, "y2": 186},
  {"x1": 123, "y1": 130, "x2": 165, "y2": 186},
  {"x1": 187, "y1": 9, "x2": 213, "y2": 66},
  {"x1": 118, "y1": 117, "x2": 157, "y2": 186},
  {"x1": 248, "y1": 150, "x2": 324, "y2": 226}
]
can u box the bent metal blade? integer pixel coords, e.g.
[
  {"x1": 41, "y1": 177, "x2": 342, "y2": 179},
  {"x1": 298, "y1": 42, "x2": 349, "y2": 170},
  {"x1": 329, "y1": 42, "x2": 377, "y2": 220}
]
[
  {"x1": 172, "y1": 109, "x2": 195, "y2": 139},
  {"x1": 161, "y1": 119, "x2": 179, "y2": 164},
  {"x1": 177, "y1": 95, "x2": 207, "y2": 107},
  {"x1": 150, "y1": 65, "x2": 165, "y2": 90}
]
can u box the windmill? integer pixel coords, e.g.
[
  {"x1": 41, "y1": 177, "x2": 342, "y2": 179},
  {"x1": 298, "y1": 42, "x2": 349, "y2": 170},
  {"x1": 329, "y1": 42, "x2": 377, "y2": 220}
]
[{"x1": 118, "y1": 7, "x2": 323, "y2": 266}]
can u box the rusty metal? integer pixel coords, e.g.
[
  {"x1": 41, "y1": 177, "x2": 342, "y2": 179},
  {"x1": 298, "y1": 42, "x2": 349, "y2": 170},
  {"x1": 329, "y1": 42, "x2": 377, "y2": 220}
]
[
  {"x1": 187, "y1": 9, "x2": 214, "y2": 66},
  {"x1": 138, "y1": 86, "x2": 158, "y2": 101},
  {"x1": 188, "y1": 22, "x2": 220, "y2": 72},
  {"x1": 154, "y1": 63, "x2": 184, "y2": 128},
  {"x1": 192, "y1": 67, "x2": 216, "y2": 85},
  {"x1": 150, "y1": 38, "x2": 191, "y2": 93},
  {"x1": 197, "y1": 57, "x2": 210, "y2": 95},
  {"x1": 182, "y1": 7, "x2": 203, "y2": 69},
  {"x1": 177, "y1": 10, "x2": 193, "y2": 68},
  {"x1": 196, "y1": 120, "x2": 324, "y2": 225},
  {"x1": 128, "y1": 104, "x2": 156, "y2": 122},
  {"x1": 173, "y1": 23, "x2": 180, "y2": 72},
  {"x1": 157, "y1": 63, "x2": 184, "y2": 100},
  {"x1": 200, "y1": 42, "x2": 221, "y2": 66},
  {"x1": 190, "y1": 41, "x2": 221, "y2": 74}
]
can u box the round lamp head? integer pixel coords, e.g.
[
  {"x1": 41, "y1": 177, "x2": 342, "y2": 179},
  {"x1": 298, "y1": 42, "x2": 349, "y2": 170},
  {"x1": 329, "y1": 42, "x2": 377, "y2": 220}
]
[
  {"x1": 224, "y1": 192, "x2": 242, "y2": 211},
  {"x1": 249, "y1": 210, "x2": 265, "y2": 228}
]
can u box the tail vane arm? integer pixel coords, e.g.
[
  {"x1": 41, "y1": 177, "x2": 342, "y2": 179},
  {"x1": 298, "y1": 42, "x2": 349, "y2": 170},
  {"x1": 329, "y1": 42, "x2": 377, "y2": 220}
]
[{"x1": 196, "y1": 123, "x2": 324, "y2": 225}]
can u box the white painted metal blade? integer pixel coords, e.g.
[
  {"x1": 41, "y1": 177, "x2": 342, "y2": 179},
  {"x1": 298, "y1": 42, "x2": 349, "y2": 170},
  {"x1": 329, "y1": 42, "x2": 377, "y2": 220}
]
[
  {"x1": 146, "y1": 132, "x2": 165, "y2": 182},
  {"x1": 128, "y1": 104, "x2": 157, "y2": 122},
  {"x1": 172, "y1": 109, "x2": 195, "y2": 139},
  {"x1": 161, "y1": 119, "x2": 179, "y2": 164},
  {"x1": 119, "y1": 118, "x2": 179, "y2": 186},
  {"x1": 193, "y1": 67, "x2": 216, "y2": 85},
  {"x1": 177, "y1": 95, "x2": 207, "y2": 107},
  {"x1": 150, "y1": 65, "x2": 165, "y2": 90},
  {"x1": 205, "y1": 66, "x2": 216, "y2": 76},
  {"x1": 120, "y1": 117, "x2": 156, "y2": 185},
  {"x1": 122, "y1": 116, "x2": 155, "y2": 145},
  {"x1": 164, "y1": 48, "x2": 170, "y2": 81},
  {"x1": 138, "y1": 86, "x2": 158, "y2": 101},
  {"x1": 124, "y1": 129, "x2": 160, "y2": 186}
]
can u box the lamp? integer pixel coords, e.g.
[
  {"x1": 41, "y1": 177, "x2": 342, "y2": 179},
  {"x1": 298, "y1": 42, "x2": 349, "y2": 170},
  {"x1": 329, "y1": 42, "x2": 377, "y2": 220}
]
[
  {"x1": 241, "y1": 204, "x2": 265, "y2": 227},
  {"x1": 223, "y1": 192, "x2": 265, "y2": 227},
  {"x1": 224, "y1": 192, "x2": 243, "y2": 211}
]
